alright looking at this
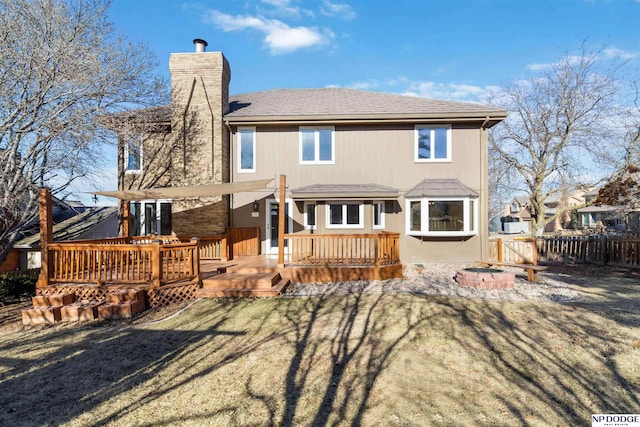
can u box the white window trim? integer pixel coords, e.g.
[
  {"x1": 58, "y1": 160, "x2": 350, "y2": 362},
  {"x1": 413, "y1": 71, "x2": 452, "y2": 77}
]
[
  {"x1": 304, "y1": 202, "x2": 317, "y2": 230},
  {"x1": 405, "y1": 197, "x2": 478, "y2": 236},
  {"x1": 414, "y1": 125, "x2": 452, "y2": 163},
  {"x1": 299, "y1": 126, "x2": 335, "y2": 165},
  {"x1": 124, "y1": 135, "x2": 143, "y2": 174},
  {"x1": 326, "y1": 201, "x2": 364, "y2": 229},
  {"x1": 237, "y1": 127, "x2": 256, "y2": 173},
  {"x1": 373, "y1": 201, "x2": 385, "y2": 229},
  {"x1": 132, "y1": 199, "x2": 172, "y2": 236}
]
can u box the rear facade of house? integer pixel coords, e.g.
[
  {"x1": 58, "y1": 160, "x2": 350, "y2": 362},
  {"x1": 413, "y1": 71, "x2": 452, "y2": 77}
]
[{"x1": 118, "y1": 41, "x2": 507, "y2": 264}]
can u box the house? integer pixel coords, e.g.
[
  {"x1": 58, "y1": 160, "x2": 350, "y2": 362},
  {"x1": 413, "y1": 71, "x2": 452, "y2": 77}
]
[
  {"x1": 492, "y1": 188, "x2": 588, "y2": 235},
  {"x1": 542, "y1": 188, "x2": 587, "y2": 232},
  {"x1": 0, "y1": 197, "x2": 97, "y2": 272},
  {"x1": 9, "y1": 206, "x2": 118, "y2": 271},
  {"x1": 577, "y1": 186, "x2": 638, "y2": 231},
  {"x1": 112, "y1": 39, "x2": 507, "y2": 264}
]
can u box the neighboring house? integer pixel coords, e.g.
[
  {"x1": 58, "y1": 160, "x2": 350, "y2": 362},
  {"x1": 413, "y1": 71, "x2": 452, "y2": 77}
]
[
  {"x1": 542, "y1": 189, "x2": 587, "y2": 232},
  {"x1": 492, "y1": 189, "x2": 587, "y2": 234},
  {"x1": 577, "y1": 187, "x2": 635, "y2": 231},
  {"x1": 11, "y1": 206, "x2": 118, "y2": 270},
  {"x1": 0, "y1": 197, "x2": 91, "y2": 272},
  {"x1": 113, "y1": 40, "x2": 507, "y2": 263},
  {"x1": 490, "y1": 197, "x2": 531, "y2": 234}
]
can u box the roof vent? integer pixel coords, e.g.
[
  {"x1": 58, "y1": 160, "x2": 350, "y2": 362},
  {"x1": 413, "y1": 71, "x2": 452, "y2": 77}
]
[{"x1": 193, "y1": 38, "x2": 208, "y2": 52}]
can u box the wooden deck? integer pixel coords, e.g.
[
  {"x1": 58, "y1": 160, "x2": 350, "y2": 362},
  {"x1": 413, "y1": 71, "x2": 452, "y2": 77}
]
[
  {"x1": 35, "y1": 232, "x2": 403, "y2": 310},
  {"x1": 199, "y1": 255, "x2": 403, "y2": 297}
]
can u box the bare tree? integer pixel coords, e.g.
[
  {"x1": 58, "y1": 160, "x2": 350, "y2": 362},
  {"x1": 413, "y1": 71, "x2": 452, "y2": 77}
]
[
  {"x1": 0, "y1": 0, "x2": 167, "y2": 262},
  {"x1": 489, "y1": 46, "x2": 624, "y2": 236},
  {"x1": 594, "y1": 82, "x2": 640, "y2": 232}
]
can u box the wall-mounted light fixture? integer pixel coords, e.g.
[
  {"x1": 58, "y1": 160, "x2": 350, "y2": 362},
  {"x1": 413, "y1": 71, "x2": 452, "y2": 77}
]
[{"x1": 253, "y1": 201, "x2": 259, "y2": 212}]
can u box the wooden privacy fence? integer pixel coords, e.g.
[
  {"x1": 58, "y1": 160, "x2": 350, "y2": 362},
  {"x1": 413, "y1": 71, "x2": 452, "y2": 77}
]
[
  {"x1": 284, "y1": 233, "x2": 400, "y2": 267},
  {"x1": 227, "y1": 227, "x2": 260, "y2": 258},
  {"x1": 46, "y1": 239, "x2": 200, "y2": 288},
  {"x1": 537, "y1": 235, "x2": 640, "y2": 268}
]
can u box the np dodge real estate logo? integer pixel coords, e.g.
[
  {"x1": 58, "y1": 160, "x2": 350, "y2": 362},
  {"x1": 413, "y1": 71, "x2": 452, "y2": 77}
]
[{"x1": 592, "y1": 414, "x2": 640, "y2": 427}]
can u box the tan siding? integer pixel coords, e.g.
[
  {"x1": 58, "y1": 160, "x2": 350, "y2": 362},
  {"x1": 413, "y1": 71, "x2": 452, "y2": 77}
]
[{"x1": 231, "y1": 123, "x2": 487, "y2": 262}]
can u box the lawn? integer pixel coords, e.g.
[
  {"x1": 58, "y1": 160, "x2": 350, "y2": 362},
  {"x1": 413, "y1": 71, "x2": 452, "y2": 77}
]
[{"x1": 0, "y1": 266, "x2": 639, "y2": 426}]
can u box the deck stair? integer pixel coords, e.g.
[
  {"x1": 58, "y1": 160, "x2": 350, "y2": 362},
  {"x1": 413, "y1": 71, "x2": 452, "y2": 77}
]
[
  {"x1": 97, "y1": 289, "x2": 147, "y2": 320},
  {"x1": 22, "y1": 289, "x2": 147, "y2": 325},
  {"x1": 197, "y1": 264, "x2": 289, "y2": 297}
]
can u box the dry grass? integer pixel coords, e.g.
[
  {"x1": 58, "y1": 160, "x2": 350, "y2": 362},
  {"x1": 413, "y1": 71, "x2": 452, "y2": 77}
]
[{"x1": 0, "y1": 267, "x2": 639, "y2": 426}]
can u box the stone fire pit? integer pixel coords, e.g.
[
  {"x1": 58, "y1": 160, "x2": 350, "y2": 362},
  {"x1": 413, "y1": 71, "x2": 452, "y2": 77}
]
[{"x1": 454, "y1": 267, "x2": 515, "y2": 289}]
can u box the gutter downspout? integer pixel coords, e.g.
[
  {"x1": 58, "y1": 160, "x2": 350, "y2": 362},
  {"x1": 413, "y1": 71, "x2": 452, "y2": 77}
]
[
  {"x1": 480, "y1": 116, "x2": 490, "y2": 261},
  {"x1": 224, "y1": 120, "x2": 233, "y2": 228}
]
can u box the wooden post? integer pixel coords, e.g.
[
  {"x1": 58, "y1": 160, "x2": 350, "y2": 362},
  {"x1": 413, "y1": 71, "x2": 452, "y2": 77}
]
[
  {"x1": 530, "y1": 237, "x2": 538, "y2": 265},
  {"x1": 220, "y1": 235, "x2": 228, "y2": 261},
  {"x1": 497, "y1": 238, "x2": 503, "y2": 262},
  {"x1": 278, "y1": 174, "x2": 286, "y2": 267},
  {"x1": 121, "y1": 201, "x2": 131, "y2": 240},
  {"x1": 37, "y1": 188, "x2": 53, "y2": 288},
  {"x1": 191, "y1": 238, "x2": 201, "y2": 282},
  {"x1": 151, "y1": 240, "x2": 162, "y2": 288}
]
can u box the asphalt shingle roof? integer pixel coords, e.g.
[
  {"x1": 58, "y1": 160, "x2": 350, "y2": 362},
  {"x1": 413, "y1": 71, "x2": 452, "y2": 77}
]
[
  {"x1": 405, "y1": 179, "x2": 479, "y2": 198},
  {"x1": 225, "y1": 88, "x2": 507, "y2": 121},
  {"x1": 291, "y1": 183, "x2": 399, "y2": 199}
]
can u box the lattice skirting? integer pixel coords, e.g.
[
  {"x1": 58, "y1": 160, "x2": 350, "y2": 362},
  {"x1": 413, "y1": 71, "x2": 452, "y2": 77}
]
[
  {"x1": 36, "y1": 286, "x2": 110, "y2": 301},
  {"x1": 147, "y1": 282, "x2": 200, "y2": 308}
]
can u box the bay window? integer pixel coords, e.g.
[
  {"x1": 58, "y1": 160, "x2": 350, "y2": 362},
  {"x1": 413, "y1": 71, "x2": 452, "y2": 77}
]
[{"x1": 406, "y1": 197, "x2": 477, "y2": 236}]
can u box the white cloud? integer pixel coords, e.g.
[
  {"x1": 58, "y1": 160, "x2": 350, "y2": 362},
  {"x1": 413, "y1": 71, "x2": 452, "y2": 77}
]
[
  {"x1": 332, "y1": 77, "x2": 498, "y2": 103},
  {"x1": 205, "y1": 10, "x2": 333, "y2": 54},
  {"x1": 402, "y1": 81, "x2": 500, "y2": 102},
  {"x1": 320, "y1": 1, "x2": 357, "y2": 20},
  {"x1": 259, "y1": 0, "x2": 311, "y2": 18},
  {"x1": 527, "y1": 46, "x2": 638, "y2": 71},
  {"x1": 602, "y1": 47, "x2": 638, "y2": 60}
]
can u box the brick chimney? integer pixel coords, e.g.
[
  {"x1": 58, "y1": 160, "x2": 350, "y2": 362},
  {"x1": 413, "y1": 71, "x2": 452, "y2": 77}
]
[
  {"x1": 168, "y1": 40, "x2": 231, "y2": 234},
  {"x1": 169, "y1": 39, "x2": 231, "y2": 183}
]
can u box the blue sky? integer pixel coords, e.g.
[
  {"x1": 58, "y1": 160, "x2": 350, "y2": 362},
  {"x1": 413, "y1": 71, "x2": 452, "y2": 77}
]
[
  {"x1": 108, "y1": 0, "x2": 640, "y2": 103},
  {"x1": 81, "y1": 0, "x2": 639, "y2": 204}
]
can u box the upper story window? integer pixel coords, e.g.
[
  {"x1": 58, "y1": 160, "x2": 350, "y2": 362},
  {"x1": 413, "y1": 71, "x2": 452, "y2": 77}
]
[
  {"x1": 406, "y1": 197, "x2": 477, "y2": 236},
  {"x1": 238, "y1": 127, "x2": 256, "y2": 173},
  {"x1": 300, "y1": 126, "x2": 335, "y2": 164},
  {"x1": 326, "y1": 201, "x2": 364, "y2": 229},
  {"x1": 125, "y1": 135, "x2": 142, "y2": 173},
  {"x1": 415, "y1": 125, "x2": 451, "y2": 162}
]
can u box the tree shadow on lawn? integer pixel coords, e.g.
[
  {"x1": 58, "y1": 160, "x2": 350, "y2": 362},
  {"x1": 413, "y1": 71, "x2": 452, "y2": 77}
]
[
  {"x1": 0, "y1": 301, "x2": 259, "y2": 426},
  {"x1": 0, "y1": 272, "x2": 639, "y2": 426},
  {"x1": 268, "y1": 270, "x2": 640, "y2": 425}
]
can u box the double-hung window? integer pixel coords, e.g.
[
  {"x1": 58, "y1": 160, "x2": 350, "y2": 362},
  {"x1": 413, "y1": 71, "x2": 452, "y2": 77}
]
[
  {"x1": 415, "y1": 125, "x2": 451, "y2": 162},
  {"x1": 125, "y1": 135, "x2": 142, "y2": 173},
  {"x1": 406, "y1": 197, "x2": 477, "y2": 236},
  {"x1": 238, "y1": 127, "x2": 256, "y2": 173},
  {"x1": 300, "y1": 126, "x2": 334, "y2": 164},
  {"x1": 326, "y1": 202, "x2": 364, "y2": 229}
]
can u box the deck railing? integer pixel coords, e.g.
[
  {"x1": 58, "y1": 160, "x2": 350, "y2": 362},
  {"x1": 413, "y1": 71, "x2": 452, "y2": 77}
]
[
  {"x1": 47, "y1": 239, "x2": 200, "y2": 287},
  {"x1": 284, "y1": 232, "x2": 400, "y2": 267}
]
